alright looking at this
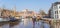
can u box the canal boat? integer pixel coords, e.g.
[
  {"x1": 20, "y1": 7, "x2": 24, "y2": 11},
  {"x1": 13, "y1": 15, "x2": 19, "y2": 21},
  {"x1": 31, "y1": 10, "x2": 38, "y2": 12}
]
[
  {"x1": 9, "y1": 16, "x2": 19, "y2": 22},
  {"x1": 10, "y1": 17, "x2": 19, "y2": 22}
]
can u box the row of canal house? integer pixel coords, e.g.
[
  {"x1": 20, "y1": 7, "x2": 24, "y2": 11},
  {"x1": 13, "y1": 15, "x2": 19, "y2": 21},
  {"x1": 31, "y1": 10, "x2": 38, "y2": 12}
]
[
  {"x1": 19, "y1": 9, "x2": 34, "y2": 18},
  {"x1": 18, "y1": 9, "x2": 41, "y2": 18},
  {"x1": 0, "y1": 8, "x2": 19, "y2": 18},
  {"x1": 0, "y1": 8, "x2": 41, "y2": 19}
]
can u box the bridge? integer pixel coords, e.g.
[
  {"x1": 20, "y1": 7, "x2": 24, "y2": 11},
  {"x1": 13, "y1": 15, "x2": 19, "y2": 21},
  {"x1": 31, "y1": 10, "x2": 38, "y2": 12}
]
[
  {"x1": 41, "y1": 18, "x2": 60, "y2": 23},
  {"x1": 40, "y1": 18, "x2": 60, "y2": 28}
]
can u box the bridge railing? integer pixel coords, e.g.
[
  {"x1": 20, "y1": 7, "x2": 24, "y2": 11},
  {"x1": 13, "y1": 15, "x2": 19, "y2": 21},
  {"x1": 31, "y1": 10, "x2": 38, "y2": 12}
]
[{"x1": 41, "y1": 18, "x2": 60, "y2": 28}]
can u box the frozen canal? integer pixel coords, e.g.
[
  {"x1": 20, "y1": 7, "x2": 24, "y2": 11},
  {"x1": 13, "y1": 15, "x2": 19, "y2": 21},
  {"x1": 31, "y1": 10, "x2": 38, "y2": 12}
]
[{"x1": 0, "y1": 19, "x2": 50, "y2": 28}]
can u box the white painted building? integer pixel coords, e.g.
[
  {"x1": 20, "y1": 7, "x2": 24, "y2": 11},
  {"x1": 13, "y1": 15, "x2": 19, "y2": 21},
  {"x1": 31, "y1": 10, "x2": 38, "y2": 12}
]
[{"x1": 50, "y1": 2, "x2": 60, "y2": 19}]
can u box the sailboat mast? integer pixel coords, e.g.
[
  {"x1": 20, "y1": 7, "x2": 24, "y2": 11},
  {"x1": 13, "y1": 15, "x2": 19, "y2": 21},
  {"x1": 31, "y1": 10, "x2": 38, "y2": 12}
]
[{"x1": 14, "y1": 6, "x2": 16, "y2": 17}]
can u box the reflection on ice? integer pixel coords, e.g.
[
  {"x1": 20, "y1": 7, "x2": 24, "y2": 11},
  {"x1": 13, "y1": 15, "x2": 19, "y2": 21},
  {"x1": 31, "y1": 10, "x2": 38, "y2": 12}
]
[
  {"x1": 23, "y1": 19, "x2": 28, "y2": 26},
  {"x1": 44, "y1": 23, "x2": 50, "y2": 28},
  {"x1": 0, "y1": 19, "x2": 50, "y2": 28}
]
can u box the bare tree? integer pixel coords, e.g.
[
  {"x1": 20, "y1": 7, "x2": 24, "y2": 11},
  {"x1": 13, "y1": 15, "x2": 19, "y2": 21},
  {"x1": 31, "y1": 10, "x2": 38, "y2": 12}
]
[{"x1": 39, "y1": 9, "x2": 46, "y2": 17}]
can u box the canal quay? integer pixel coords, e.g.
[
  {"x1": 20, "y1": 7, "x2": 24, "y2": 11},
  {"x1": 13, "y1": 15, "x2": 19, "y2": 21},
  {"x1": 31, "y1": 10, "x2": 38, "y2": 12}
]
[{"x1": 0, "y1": 18, "x2": 60, "y2": 28}]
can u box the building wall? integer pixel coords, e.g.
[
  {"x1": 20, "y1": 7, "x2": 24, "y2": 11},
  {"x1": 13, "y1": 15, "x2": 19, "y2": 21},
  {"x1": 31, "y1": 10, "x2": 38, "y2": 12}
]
[
  {"x1": 1, "y1": 9, "x2": 19, "y2": 17},
  {"x1": 50, "y1": 2, "x2": 60, "y2": 19},
  {"x1": 0, "y1": 9, "x2": 2, "y2": 16},
  {"x1": 19, "y1": 9, "x2": 35, "y2": 17},
  {"x1": 57, "y1": 4, "x2": 60, "y2": 19},
  {"x1": 18, "y1": 9, "x2": 41, "y2": 18},
  {"x1": 0, "y1": 9, "x2": 41, "y2": 18}
]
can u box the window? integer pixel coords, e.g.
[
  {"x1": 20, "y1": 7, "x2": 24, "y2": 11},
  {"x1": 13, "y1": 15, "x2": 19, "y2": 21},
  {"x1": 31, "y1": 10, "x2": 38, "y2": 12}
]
[
  {"x1": 59, "y1": 11, "x2": 60, "y2": 13},
  {"x1": 55, "y1": 15, "x2": 58, "y2": 19},
  {"x1": 57, "y1": 11, "x2": 58, "y2": 14},
  {"x1": 55, "y1": 11, "x2": 58, "y2": 14},
  {"x1": 57, "y1": 15, "x2": 58, "y2": 18},
  {"x1": 54, "y1": 6, "x2": 57, "y2": 9},
  {"x1": 59, "y1": 6, "x2": 60, "y2": 9},
  {"x1": 55, "y1": 11, "x2": 56, "y2": 14},
  {"x1": 55, "y1": 15, "x2": 56, "y2": 19}
]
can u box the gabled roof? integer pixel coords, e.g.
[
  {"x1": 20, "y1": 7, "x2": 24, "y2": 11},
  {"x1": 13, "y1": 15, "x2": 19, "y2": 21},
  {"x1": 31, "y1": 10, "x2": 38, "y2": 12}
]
[{"x1": 53, "y1": 2, "x2": 60, "y2": 6}]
